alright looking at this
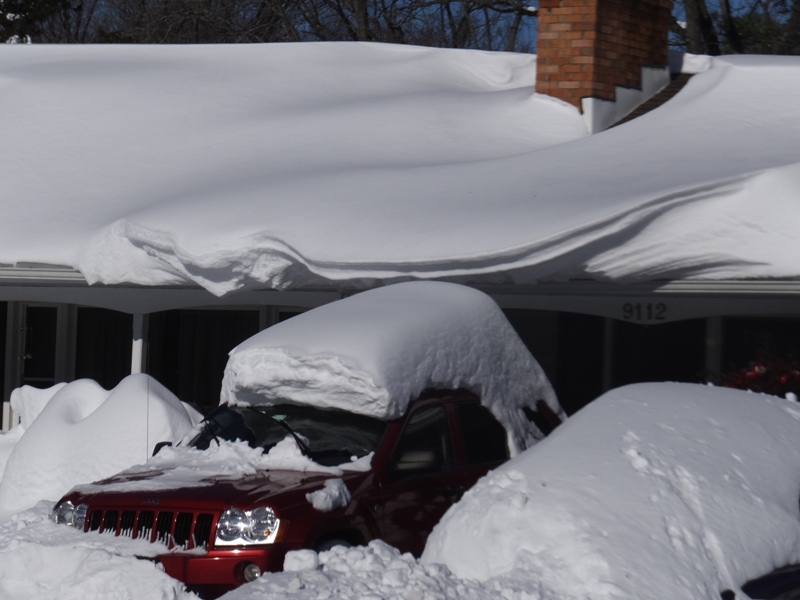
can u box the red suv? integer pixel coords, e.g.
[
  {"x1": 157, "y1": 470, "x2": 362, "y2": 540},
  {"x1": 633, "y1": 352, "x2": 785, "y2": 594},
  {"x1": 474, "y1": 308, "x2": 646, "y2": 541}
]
[
  {"x1": 52, "y1": 389, "x2": 559, "y2": 598},
  {"x1": 51, "y1": 281, "x2": 562, "y2": 598}
]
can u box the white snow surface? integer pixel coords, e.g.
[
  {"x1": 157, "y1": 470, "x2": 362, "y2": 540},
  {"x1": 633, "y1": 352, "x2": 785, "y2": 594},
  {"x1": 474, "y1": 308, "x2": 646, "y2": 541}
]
[
  {"x1": 0, "y1": 375, "x2": 201, "y2": 520},
  {"x1": 0, "y1": 382, "x2": 799, "y2": 599},
  {"x1": 3, "y1": 44, "x2": 799, "y2": 294},
  {"x1": 306, "y1": 478, "x2": 352, "y2": 512},
  {"x1": 72, "y1": 436, "x2": 371, "y2": 497},
  {"x1": 424, "y1": 382, "x2": 800, "y2": 600},
  {"x1": 222, "y1": 281, "x2": 561, "y2": 453}
]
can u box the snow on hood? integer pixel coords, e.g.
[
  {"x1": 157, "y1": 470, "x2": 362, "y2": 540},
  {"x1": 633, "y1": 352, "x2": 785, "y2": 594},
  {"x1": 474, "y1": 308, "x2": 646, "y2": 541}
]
[
  {"x1": 70, "y1": 436, "x2": 372, "y2": 496},
  {"x1": 3, "y1": 44, "x2": 799, "y2": 294},
  {"x1": 222, "y1": 281, "x2": 561, "y2": 453},
  {"x1": 0, "y1": 375, "x2": 200, "y2": 520},
  {"x1": 422, "y1": 382, "x2": 800, "y2": 600}
]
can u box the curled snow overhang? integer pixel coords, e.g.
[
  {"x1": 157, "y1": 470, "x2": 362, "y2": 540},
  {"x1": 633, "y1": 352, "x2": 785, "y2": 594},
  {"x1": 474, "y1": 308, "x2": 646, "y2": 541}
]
[{"x1": 2, "y1": 45, "x2": 799, "y2": 295}]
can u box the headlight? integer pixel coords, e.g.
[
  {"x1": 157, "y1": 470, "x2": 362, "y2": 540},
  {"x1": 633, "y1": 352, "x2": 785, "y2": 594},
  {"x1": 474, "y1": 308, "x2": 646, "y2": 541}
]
[
  {"x1": 215, "y1": 506, "x2": 280, "y2": 546},
  {"x1": 52, "y1": 501, "x2": 88, "y2": 530}
]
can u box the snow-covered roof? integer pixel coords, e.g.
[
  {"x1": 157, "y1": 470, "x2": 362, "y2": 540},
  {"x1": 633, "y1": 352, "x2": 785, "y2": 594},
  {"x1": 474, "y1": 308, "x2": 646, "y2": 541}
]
[
  {"x1": 423, "y1": 382, "x2": 800, "y2": 600},
  {"x1": 221, "y1": 281, "x2": 560, "y2": 453},
  {"x1": 3, "y1": 43, "x2": 799, "y2": 296}
]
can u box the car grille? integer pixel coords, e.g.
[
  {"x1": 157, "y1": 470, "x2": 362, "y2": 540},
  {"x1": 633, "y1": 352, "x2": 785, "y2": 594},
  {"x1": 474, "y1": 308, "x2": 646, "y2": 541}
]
[{"x1": 85, "y1": 507, "x2": 214, "y2": 550}]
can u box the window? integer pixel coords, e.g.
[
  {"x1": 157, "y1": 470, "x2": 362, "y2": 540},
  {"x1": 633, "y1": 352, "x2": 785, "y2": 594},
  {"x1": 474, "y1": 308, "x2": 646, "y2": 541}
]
[
  {"x1": 390, "y1": 405, "x2": 453, "y2": 477},
  {"x1": 75, "y1": 307, "x2": 132, "y2": 390},
  {"x1": 147, "y1": 309, "x2": 260, "y2": 409},
  {"x1": 454, "y1": 402, "x2": 508, "y2": 465}
]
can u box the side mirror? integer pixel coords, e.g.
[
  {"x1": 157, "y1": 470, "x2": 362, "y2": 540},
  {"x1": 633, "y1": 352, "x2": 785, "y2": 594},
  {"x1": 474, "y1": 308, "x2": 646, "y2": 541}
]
[{"x1": 152, "y1": 441, "x2": 173, "y2": 456}]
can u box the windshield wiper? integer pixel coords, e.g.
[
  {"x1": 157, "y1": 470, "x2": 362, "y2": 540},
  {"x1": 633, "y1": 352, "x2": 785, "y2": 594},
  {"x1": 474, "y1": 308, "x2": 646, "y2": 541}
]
[
  {"x1": 269, "y1": 415, "x2": 313, "y2": 458},
  {"x1": 200, "y1": 412, "x2": 225, "y2": 447}
]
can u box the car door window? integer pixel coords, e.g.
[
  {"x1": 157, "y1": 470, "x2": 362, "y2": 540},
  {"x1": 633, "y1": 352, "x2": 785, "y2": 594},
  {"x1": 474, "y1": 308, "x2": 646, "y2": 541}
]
[
  {"x1": 454, "y1": 402, "x2": 509, "y2": 466},
  {"x1": 390, "y1": 405, "x2": 453, "y2": 478}
]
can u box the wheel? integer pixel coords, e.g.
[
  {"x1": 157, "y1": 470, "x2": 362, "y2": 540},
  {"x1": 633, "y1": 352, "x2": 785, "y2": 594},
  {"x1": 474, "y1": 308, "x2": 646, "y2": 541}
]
[{"x1": 314, "y1": 538, "x2": 352, "y2": 552}]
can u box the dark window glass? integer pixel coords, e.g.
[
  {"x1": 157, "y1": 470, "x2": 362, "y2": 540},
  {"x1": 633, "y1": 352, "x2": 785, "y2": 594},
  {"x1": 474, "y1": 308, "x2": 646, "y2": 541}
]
[
  {"x1": 190, "y1": 404, "x2": 386, "y2": 467},
  {"x1": 21, "y1": 306, "x2": 57, "y2": 385},
  {"x1": 391, "y1": 405, "x2": 453, "y2": 477},
  {"x1": 148, "y1": 310, "x2": 260, "y2": 410},
  {"x1": 454, "y1": 402, "x2": 508, "y2": 465},
  {"x1": 611, "y1": 318, "x2": 706, "y2": 388},
  {"x1": 556, "y1": 312, "x2": 605, "y2": 415},
  {"x1": 75, "y1": 307, "x2": 133, "y2": 390}
]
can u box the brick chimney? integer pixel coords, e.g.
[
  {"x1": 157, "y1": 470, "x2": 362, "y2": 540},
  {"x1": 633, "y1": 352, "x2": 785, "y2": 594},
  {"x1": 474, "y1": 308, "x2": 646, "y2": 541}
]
[{"x1": 536, "y1": 0, "x2": 674, "y2": 132}]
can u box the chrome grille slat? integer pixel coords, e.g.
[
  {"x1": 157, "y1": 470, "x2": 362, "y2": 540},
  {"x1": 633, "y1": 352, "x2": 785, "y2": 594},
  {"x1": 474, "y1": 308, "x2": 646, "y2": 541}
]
[{"x1": 85, "y1": 507, "x2": 213, "y2": 549}]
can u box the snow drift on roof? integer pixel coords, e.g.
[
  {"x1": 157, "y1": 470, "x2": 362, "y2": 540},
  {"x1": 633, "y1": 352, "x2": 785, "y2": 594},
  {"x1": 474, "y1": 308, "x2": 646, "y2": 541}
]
[
  {"x1": 221, "y1": 281, "x2": 561, "y2": 453},
  {"x1": 3, "y1": 45, "x2": 800, "y2": 293}
]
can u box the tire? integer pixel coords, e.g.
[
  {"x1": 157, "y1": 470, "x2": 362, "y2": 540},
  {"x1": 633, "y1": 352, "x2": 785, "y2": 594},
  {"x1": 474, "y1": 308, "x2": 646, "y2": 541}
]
[{"x1": 315, "y1": 538, "x2": 353, "y2": 553}]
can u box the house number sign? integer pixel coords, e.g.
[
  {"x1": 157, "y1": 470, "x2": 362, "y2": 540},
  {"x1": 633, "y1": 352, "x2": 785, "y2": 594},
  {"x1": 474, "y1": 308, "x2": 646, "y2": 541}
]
[{"x1": 621, "y1": 302, "x2": 668, "y2": 322}]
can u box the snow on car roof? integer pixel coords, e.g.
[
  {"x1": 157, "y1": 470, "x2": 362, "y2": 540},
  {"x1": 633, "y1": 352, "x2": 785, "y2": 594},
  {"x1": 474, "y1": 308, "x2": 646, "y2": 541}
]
[
  {"x1": 423, "y1": 382, "x2": 800, "y2": 600},
  {"x1": 221, "y1": 281, "x2": 561, "y2": 453}
]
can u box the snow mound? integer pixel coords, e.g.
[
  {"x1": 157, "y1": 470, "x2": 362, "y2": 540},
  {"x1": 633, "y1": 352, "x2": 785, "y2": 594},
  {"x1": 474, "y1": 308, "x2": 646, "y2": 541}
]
[
  {"x1": 222, "y1": 540, "x2": 530, "y2": 600},
  {"x1": 423, "y1": 383, "x2": 800, "y2": 600},
  {"x1": 0, "y1": 375, "x2": 200, "y2": 520},
  {"x1": 222, "y1": 281, "x2": 561, "y2": 453},
  {"x1": 0, "y1": 503, "x2": 197, "y2": 600}
]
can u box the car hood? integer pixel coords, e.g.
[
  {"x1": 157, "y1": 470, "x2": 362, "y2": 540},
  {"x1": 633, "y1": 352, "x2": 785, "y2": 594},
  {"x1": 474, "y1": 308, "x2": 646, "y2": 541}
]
[{"x1": 67, "y1": 465, "x2": 369, "y2": 509}]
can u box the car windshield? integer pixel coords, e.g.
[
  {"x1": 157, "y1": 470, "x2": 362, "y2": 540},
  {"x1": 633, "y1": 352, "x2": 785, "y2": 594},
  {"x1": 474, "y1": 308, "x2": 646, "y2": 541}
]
[{"x1": 189, "y1": 404, "x2": 387, "y2": 467}]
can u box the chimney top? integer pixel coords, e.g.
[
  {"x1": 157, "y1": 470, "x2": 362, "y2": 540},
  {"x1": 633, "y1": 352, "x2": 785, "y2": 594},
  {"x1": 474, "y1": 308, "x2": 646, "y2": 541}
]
[{"x1": 536, "y1": 0, "x2": 673, "y2": 131}]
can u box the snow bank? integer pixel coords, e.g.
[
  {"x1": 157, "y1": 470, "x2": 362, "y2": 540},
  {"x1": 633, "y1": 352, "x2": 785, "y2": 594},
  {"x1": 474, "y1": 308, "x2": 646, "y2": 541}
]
[
  {"x1": 423, "y1": 383, "x2": 800, "y2": 600},
  {"x1": 0, "y1": 503, "x2": 197, "y2": 600},
  {"x1": 0, "y1": 375, "x2": 200, "y2": 520},
  {"x1": 222, "y1": 281, "x2": 561, "y2": 453},
  {"x1": 222, "y1": 540, "x2": 524, "y2": 600}
]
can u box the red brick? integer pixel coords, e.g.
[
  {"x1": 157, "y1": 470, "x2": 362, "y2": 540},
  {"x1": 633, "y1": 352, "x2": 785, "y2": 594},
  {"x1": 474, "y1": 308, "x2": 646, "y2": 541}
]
[{"x1": 535, "y1": 0, "x2": 670, "y2": 110}]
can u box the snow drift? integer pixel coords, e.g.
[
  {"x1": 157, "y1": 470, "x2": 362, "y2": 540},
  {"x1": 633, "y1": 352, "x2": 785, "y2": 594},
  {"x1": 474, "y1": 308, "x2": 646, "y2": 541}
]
[
  {"x1": 2, "y1": 45, "x2": 800, "y2": 295},
  {"x1": 423, "y1": 382, "x2": 800, "y2": 600},
  {"x1": 0, "y1": 375, "x2": 200, "y2": 519}
]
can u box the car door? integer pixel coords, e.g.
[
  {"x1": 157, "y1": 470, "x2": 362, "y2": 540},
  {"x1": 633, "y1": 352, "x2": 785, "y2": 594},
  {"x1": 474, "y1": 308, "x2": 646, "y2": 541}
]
[{"x1": 374, "y1": 402, "x2": 466, "y2": 556}]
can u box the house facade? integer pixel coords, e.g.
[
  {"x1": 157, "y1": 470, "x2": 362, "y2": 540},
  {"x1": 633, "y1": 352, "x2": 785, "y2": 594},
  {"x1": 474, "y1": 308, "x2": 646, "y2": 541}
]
[
  {"x1": 4, "y1": 276, "x2": 800, "y2": 424},
  {"x1": 3, "y1": 0, "x2": 799, "y2": 428}
]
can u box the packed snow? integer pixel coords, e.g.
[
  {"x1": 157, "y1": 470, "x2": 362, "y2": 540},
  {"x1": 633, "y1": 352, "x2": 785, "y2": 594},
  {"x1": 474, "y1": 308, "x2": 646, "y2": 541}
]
[
  {"x1": 1, "y1": 382, "x2": 798, "y2": 599},
  {"x1": 222, "y1": 281, "x2": 561, "y2": 453},
  {"x1": 0, "y1": 375, "x2": 201, "y2": 520},
  {"x1": 2, "y1": 44, "x2": 800, "y2": 295},
  {"x1": 305, "y1": 478, "x2": 352, "y2": 513},
  {"x1": 425, "y1": 383, "x2": 800, "y2": 600}
]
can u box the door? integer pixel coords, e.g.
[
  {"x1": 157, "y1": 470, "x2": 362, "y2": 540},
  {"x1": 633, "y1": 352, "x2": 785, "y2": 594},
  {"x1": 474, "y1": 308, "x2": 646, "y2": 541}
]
[
  {"x1": 375, "y1": 403, "x2": 465, "y2": 556},
  {"x1": 19, "y1": 305, "x2": 64, "y2": 389},
  {"x1": 3, "y1": 303, "x2": 72, "y2": 427}
]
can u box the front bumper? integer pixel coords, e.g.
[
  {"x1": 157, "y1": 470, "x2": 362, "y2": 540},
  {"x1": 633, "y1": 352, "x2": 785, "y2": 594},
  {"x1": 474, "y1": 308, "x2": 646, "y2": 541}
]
[{"x1": 158, "y1": 546, "x2": 289, "y2": 591}]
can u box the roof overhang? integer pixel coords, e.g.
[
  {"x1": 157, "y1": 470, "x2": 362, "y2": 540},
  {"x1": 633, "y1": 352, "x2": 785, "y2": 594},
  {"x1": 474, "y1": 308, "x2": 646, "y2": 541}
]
[{"x1": 0, "y1": 266, "x2": 797, "y2": 322}]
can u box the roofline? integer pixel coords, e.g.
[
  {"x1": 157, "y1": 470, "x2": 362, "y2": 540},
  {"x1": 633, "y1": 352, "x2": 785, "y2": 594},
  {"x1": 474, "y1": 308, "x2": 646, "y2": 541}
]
[{"x1": 0, "y1": 267, "x2": 798, "y2": 321}]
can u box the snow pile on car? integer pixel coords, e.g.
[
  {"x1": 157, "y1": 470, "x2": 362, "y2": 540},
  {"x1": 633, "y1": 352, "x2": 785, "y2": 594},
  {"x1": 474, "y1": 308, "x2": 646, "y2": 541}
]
[
  {"x1": 423, "y1": 382, "x2": 800, "y2": 600},
  {"x1": 222, "y1": 281, "x2": 561, "y2": 453}
]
